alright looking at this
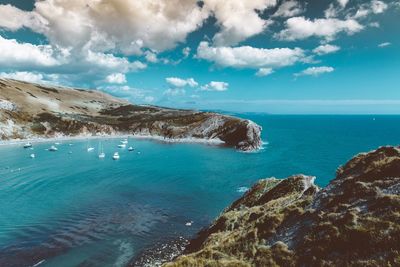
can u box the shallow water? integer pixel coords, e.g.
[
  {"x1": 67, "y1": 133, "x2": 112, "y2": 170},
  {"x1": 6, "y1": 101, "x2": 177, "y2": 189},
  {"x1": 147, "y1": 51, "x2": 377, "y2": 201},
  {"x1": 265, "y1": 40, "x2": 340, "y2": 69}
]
[{"x1": 0, "y1": 115, "x2": 399, "y2": 266}]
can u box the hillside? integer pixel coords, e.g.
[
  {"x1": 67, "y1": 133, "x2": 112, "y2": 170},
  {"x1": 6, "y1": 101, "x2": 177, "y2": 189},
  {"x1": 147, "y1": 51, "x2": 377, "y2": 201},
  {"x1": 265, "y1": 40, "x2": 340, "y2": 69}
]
[
  {"x1": 0, "y1": 79, "x2": 261, "y2": 151},
  {"x1": 165, "y1": 146, "x2": 400, "y2": 266}
]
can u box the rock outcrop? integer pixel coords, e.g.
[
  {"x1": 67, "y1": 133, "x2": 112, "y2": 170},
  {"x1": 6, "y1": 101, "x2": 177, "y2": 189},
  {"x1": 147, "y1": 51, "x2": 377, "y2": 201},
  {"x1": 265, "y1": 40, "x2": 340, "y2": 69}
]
[
  {"x1": 165, "y1": 146, "x2": 400, "y2": 266},
  {"x1": 0, "y1": 79, "x2": 261, "y2": 151}
]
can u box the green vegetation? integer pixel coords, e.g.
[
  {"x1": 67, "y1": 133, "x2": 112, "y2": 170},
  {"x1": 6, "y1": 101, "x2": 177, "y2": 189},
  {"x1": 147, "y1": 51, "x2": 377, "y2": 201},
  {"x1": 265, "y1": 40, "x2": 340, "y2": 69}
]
[{"x1": 165, "y1": 147, "x2": 400, "y2": 267}]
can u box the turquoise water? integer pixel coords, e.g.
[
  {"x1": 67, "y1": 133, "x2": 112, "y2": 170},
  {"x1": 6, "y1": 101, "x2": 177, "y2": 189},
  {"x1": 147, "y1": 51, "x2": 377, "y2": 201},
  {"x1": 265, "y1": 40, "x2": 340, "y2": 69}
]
[{"x1": 1, "y1": 115, "x2": 399, "y2": 266}]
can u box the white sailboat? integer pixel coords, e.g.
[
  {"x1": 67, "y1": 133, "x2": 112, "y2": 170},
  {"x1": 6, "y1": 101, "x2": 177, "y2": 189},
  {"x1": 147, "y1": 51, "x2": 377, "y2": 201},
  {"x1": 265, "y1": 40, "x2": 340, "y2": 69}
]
[
  {"x1": 86, "y1": 139, "x2": 94, "y2": 152},
  {"x1": 121, "y1": 138, "x2": 128, "y2": 144},
  {"x1": 23, "y1": 142, "x2": 32, "y2": 148},
  {"x1": 98, "y1": 142, "x2": 105, "y2": 158},
  {"x1": 117, "y1": 143, "x2": 126, "y2": 148},
  {"x1": 49, "y1": 145, "x2": 58, "y2": 151},
  {"x1": 128, "y1": 146, "x2": 134, "y2": 151},
  {"x1": 112, "y1": 152, "x2": 120, "y2": 160}
]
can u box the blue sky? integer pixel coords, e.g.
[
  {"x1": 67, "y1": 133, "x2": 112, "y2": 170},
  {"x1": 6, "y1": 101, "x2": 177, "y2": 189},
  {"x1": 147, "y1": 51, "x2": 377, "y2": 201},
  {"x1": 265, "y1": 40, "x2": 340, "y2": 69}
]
[{"x1": 0, "y1": 0, "x2": 399, "y2": 114}]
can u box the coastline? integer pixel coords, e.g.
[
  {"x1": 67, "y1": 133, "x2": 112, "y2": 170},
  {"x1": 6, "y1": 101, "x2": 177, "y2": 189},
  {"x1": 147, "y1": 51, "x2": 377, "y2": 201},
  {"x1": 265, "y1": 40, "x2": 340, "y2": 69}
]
[{"x1": 0, "y1": 133, "x2": 227, "y2": 148}]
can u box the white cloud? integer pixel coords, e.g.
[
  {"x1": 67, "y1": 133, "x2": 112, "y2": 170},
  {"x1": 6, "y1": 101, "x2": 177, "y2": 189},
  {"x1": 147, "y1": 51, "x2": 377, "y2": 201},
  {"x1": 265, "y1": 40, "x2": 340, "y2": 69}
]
[
  {"x1": 0, "y1": 35, "x2": 61, "y2": 68},
  {"x1": 295, "y1": 66, "x2": 335, "y2": 77},
  {"x1": 0, "y1": 4, "x2": 47, "y2": 33},
  {"x1": 204, "y1": 0, "x2": 277, "y2": 46},
  {"x1": 337, "y1": 0, "x2": 349, "y2": 8},
  {"x1": 166, "y1": 77, "x2": 198, "y2": 88},
  {"x1": 256, "y1": 68, "x2": 274, "y2": 77},
  {"x1": 276, "y1": 17, "x2": 363, "y2": 41},
  {"x1": 351, "y1": 0, "x2": 388, "y2": 19},
  {"x1": 371, "y1": 0, "x2": 388, "y2": 13},
  {"x1": 0, "y1": 35, "x2": 146, "y2": 85},
  {"x1": 378, "y1": 42, "x2": 391, "y2": 48},
  {"x1": 273, "y1": 0, "x2": 304, "y2": 18},
  {"x1": 144, "y1": 51, "x2": 159, "y2": 63},
  {"x1": 85, "y1": 50, "x2": 145, "y2": 73},
  {"x1": 98, "y1": 85, "x2": 154, "y2": 103},
  {"x1": 196, "y1": 41, "x2": 306, "y2": 70},
  {"x1": 163, "y1": 88, "x2": 186, "y2": 96},
  {"x1": 182, "y1": 47, "x2": 191, "y2": 58},
  {"x1": 352, "y1": 8, "x2": 370, "y2": 19},
  {"x1": 0, "y1": 71, "x2": 44, "y2": 83},
  {"x1": 201, "y1": 81, "x2": 229, "y2": 91},
  {"x1": 106, "y1": 73, "x2": 127, "y2": 84},
  {"x1": 313, "y1": 44, "x2": 341, "y2": 55},
  {"x1": 0, "y1": 0, "x2": 279, "y2": 54},
  {"x1": 324, "y1": 4, "x2": 339, "y2": 18},
  {"x1": 144, "y1": 96, "x2": 155, "y2": 103},
  {"x1": 25, "y1": 0, "x2": 208, "y2": 54}
]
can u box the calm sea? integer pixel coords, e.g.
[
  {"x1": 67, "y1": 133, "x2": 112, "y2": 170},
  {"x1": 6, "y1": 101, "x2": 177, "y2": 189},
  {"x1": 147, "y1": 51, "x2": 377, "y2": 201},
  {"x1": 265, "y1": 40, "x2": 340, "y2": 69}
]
[{"x1": 0, "y1": 115, "x2": 399, "y2": 266}]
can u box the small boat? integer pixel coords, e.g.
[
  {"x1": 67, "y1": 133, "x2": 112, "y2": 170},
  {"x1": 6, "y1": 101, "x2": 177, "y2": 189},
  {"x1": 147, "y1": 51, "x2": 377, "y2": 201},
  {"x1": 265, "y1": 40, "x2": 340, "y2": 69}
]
[
  {"x1": 86, "y1": 139, "x2": 94, "y2": 152},
  {"x1": 117, "y1": 144, "x2": 126, "y2": 148},
  {"x1": 98, "y1": 141, "x2": 105, "y2": 158},
  {"x1": 121, "y1": 139, "x2": 128, "y2": 144},
  {"x1": 128, "y1": 146, "x2": 134, "y2": 151},
  {"x1": 54, "y1": 142, "x2": 61, "y2": 145},
  {"x1": 112, "y1": 152, "x2": 120, "y2": 160},
  {"x1": 30, "y1": 153, "x2": 35, "y2": 158},
  {"x1": 49, "y1": 145, "x2": 58, "y2": 151},
  {"x1": 23, "y1": 142, "x2": 32, "y2": 148}
]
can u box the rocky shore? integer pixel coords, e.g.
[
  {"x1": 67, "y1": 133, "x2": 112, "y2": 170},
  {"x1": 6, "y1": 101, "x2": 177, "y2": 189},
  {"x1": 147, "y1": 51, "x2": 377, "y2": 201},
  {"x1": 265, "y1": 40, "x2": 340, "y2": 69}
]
[
  {"x1": 164, "y1": 146, "x2": 400, "y2": 266},
  {"x1": 0, "y1": 79, "x2": 261, "y2": 151}
]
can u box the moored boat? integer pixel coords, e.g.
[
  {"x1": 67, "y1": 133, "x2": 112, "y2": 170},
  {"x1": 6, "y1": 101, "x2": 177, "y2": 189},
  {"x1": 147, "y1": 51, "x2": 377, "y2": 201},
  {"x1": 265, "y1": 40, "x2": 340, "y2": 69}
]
[{"x1": 112, "y1": 152, "x2": 120, "y2": 160}]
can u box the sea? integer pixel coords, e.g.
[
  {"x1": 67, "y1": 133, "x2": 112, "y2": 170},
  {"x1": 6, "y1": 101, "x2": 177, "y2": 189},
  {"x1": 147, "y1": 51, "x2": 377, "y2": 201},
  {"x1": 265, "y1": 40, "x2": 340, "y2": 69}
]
[{"x1": 0, "y1": 114, "x2": 399, "y2": 267}]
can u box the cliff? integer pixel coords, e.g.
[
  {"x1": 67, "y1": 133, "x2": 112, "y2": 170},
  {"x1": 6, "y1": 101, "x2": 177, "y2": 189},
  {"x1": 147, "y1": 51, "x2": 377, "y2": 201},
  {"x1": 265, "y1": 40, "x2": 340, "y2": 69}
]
[
  {"x1": 165, "y1": 146, "x2": 400, "y2": 266},
  {"x1": 0, "y1": 79, "x2": 261, "y2": 151}
]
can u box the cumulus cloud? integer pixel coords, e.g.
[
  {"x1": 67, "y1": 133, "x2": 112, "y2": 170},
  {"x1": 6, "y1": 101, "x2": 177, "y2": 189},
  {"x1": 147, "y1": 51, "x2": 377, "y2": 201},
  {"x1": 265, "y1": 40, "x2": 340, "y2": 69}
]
[
  {"x1": 22, "y1": 0, "x2": 208, "y2": 54},
  {"x1": 196, "y1": 41, "x2": 306, "y2": 71},
  {"x1": 166, "y1": 77, "x2": 198, "y2": 88},
  {"x1": 0, "y1": 4, "x2": 47, "y2": 33},
  {"x1": 295, "y1": 66, "x2": 335, "y2": 77},
  {"x1": 200, "y1": 81, "x2": 229, "y2": 91},
  {"x1": 378, "y1": 42, "x2": 391, "y2": 47},
  {"x1": 276, "y1": 17, "x2": 363, "y2": 41},
  {"x1": 351, "y1": 0, "x2": 388, "y2": 19},
  {"x1": 0, "y1": 35, "x2": 146, "y2": 85},
  {"x1": 106, "y1": 73, "x2": 126, "y2": 84},
  {"x1": 144, "y1": 51, "x2": 159, "y2": 63},
  {"x1": 0, "y1": 0, "x2": 278, "y2": 54},
  {"x1": 256, "y1": 68, "x2": 274, "y2": 77},
  {"x1": 371, "y1": 0, "x2": 388, "y2": 13},
  {"x1": 313, "y1": 44, "x2": 341, "y2": 55},
  {"x1": 337, "y1": 0, "x2": 349, "y2": 8},
  {"x1": 273, "y1": 0, "x2": 304, "y2": 18},
  {"x1": 204, "y1": 0, "x2": 277, "y2": 46},
  {"x1": 0, "y1": 35, "x2": 61, "y2": 68},
  {"x1": 0, "y1": 71, "x2": 44, "y2": 83}
]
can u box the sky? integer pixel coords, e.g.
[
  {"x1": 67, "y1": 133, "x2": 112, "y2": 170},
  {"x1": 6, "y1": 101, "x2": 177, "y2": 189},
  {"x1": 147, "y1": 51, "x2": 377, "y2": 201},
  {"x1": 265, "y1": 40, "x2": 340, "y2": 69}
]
[{"x1": 0, "y1": 0, "x2": 399, "y2": 114}]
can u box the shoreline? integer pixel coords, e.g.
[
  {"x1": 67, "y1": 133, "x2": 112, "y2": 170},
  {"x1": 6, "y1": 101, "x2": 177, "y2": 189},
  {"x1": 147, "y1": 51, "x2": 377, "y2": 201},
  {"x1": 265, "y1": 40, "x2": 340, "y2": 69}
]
[{"x1": 0, "y1": 133, "x2": 227, "y2": 148}]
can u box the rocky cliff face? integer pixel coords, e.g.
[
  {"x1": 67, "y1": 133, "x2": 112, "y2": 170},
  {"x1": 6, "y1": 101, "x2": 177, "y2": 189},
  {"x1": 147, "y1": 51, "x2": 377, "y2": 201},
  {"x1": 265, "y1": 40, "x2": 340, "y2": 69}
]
[
  {"x1": 0, "y1": 79, "x2": 261, "y2": 151},
  {"x1": 165, "y1": 146, "x2": 400, "y2": 266}
]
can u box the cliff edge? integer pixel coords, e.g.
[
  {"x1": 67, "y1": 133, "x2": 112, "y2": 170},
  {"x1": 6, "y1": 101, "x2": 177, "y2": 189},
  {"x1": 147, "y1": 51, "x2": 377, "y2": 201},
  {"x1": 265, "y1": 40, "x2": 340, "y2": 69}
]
[
  {"x1": 0, "y1": 79, "x2": 261, "y2": 151},
  {"x1": 165, "y1": 146, "x2": 400, "y2": 266}
]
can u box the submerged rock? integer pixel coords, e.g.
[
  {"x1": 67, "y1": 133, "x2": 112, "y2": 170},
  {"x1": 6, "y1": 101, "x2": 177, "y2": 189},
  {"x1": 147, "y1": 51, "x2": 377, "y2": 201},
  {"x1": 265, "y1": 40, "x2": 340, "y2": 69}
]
[
  {"x1": 0, "y1": 79, "x2": 261, "y2": 151},
  {"x1": 165, "y1": 146, "x2": 400, "y2": 266}
]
